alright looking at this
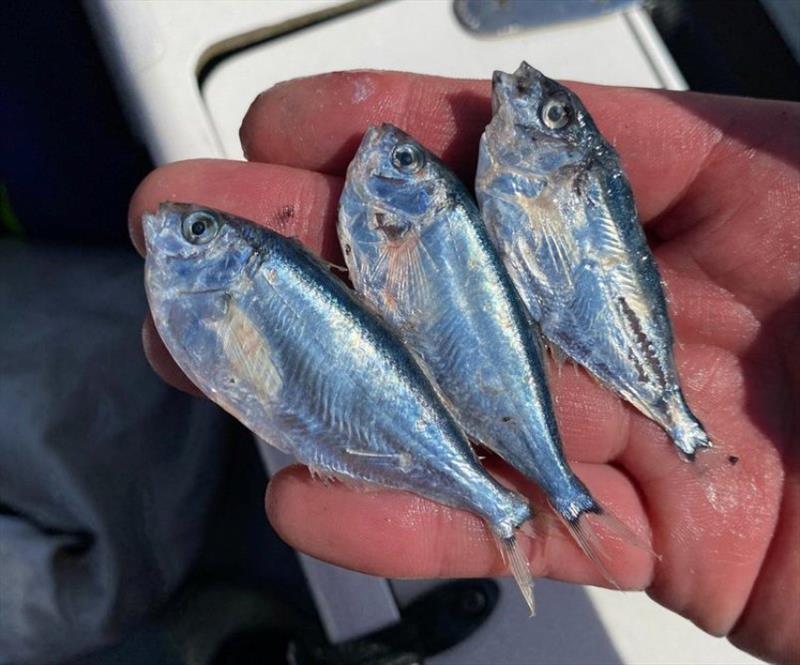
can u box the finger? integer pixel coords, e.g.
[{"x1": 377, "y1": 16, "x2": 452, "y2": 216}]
[
  {"x1": 128, "y1": 158, "x2": 343, "y2": 262},
  {"x1": 618, "y1": 342, "x2": 786, "y2": 635},
  {"x1": 241, "y1": 73, "x2": 489, "y2": 185},
  {"x1": 545, "y1": 357, "x2": 630, "y2": 464},
  {"x1": 266, "y1": 460, "x2": 654, "y2": 590},
  {"x1": 240, "y1": 71, "x2": 725, "y2": 221},
  {"x1": 655, "y1": 261, "x2": 760, "y2": 356}
]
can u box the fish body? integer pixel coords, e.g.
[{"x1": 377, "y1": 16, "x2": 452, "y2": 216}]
[
  {"x1": 338, "y1": 125, "x2": 599, "y2": 526},
  {"x1": 476, "y1": 62, "x2": 710, "y2": 457},
  {"x1": 144, "y1": 203, "x2": 531, "y2": 543}
]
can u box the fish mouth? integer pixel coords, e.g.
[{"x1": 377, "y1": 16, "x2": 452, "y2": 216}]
[
  {"x1": 492, "y1": 61, "x2": 548, "y2": 113},
  {"x1": 352, "y1": 124, "x2": 400, "y2": 177},
  {"x1": 373, "y1": 174, "x2": 407, "y2": 185},
  {"x1": 359, "y1": 124, "x2": 383, "y2": 149},
  {"x1": 491, "y1": 70, "x2": 514, "y2": 114},
  {"x1": 512, "y1": 61, "x2": 546, "y2": 89}
]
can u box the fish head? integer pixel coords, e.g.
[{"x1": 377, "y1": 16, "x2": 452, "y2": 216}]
[
  {"x1": 339, "y1": 124, "x2": 460, "y2": 246},
  {"x1": 143, "y1": 202, "x2": 258, "y2": 297},
  {"x1": 490, "y1": 62, "x2": 600, "y2": 173}
]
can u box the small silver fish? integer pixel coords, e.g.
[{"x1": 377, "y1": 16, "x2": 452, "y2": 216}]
[
  {"x1": 338, "y1": 125, "x2": 639, "y2": 578},
  {"x1": 476, "y1": 62, "x2": 711, "y2": 458},
  {"x1": 143, "y1": 202, "x2": 534, "y2": 610}
]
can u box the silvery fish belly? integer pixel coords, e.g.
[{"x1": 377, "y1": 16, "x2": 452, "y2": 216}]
[
  {"x1": 338, "y1": 125, "x2": 607, "y2": 539},
  {"x1": 476, "y1": 62, "x2": 711, "y2": 457},
  {"x1": 143, "y1": 203, "x2": 532, "y2": 547}
]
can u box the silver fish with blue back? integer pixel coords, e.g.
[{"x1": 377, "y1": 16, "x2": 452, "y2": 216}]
[
  {"x1": 338, "y1": 125, "x2": 644, "y2": 582},
  {"x1": 143, "y1": 202, "x2": 535, "y2": 611},
  {"x1": 476, "y1": 62, "x2": 711, "y2": 459}
]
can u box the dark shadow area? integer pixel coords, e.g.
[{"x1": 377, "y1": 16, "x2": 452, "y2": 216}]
[
  {"x1": 439, "y1": 90, "x2": 493, "y2": 187},
  {"x1": 648, "y1": 0, "x2": 800, "y2": 102},
  {"x1": 0, "y1": 241, "x2": 315, "y2": 664},
  {"x1": 192, "y1": 422, "x2": 315, "y2": 614},
  {"x1": 0, "y1": 5, "x2": 317, "y2": 663},
  {"x1": 0, "y1": 2, "x2": 152, "y2": 246}
]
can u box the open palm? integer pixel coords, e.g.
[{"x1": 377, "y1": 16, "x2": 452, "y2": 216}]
[{"x1": 129, "y1": 72, "x2": 799, "y2": 663}]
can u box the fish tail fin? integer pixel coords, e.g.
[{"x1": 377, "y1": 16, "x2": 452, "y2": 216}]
[
  {"x1": 667, "y1": 399, "x2": 712, "y2": 460},
  {"x1": 499, "y1": 535, "x2": 535, "y2": 616},
  {"x1": 552, "y1": 496, "x2": 657, "y2": 589}
]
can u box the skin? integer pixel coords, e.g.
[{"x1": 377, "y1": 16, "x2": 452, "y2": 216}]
[{"x1": 129, "y1": 72, "x2": 799, "y2": 664}]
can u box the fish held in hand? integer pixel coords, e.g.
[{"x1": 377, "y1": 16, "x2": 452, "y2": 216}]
[
  {"x1": 143, "y1": 202, "x2": 535, "y2": 611},
  {"x1": 338, "y1": 125, "x2": 648, "y2": 584},
  {"x1": 476, "y1": 62, "x2": 711, "y2": 458}
]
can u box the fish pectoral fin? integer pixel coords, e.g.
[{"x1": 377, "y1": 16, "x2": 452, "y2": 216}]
[
  {"x1": 376, "y1": 231, "x2": 431, "y2": 314},
  {"x1": 345, "y1": 448, "x2": 413, "y2": 472},
  {"x1": 218, "y1": 302, "x2": 283, "y2": 401}
]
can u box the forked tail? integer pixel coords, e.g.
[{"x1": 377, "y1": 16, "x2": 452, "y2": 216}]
[
  {"x1": 500, "y1": 535, "x2": 535, "y2": 615},
  {"x1": 553, "y1": 496, "x2": 657, "y2": 589}
]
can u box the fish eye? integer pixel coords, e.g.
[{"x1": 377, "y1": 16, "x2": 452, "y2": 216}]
[
  {"x1": 541, "y1": 97, "x2": 571, "y2": 130},
  {"x1": 391, "y1": 143, "x2": 425, "y2": 174},
  {"x1": 181, "y1": 210, "x2": 220, "y2": 245}
]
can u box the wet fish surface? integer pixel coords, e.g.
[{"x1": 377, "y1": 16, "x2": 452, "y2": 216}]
[
  {"x1": 476, "y1": 62, "x2": 710, "y2": 457},
  {"x1": 144, "y1": 202, "x2": 535, "y2": 609},
  {"x1": 338, "y1": 125, "x2": 632, "y2": 570}
]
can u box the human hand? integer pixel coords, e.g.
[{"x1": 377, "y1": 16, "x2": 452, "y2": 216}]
[{"x1": 129, "y1": 72, "x2": 799, "y2": 663}]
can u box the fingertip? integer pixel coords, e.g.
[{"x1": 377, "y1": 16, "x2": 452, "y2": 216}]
[
  {"x1": 128, "y1": 172, "x2": 153, "y2": 257},
  {"x1": 239, "y1": 77, "x2": 309, "y2": 165},
  {"x1": 547, "y1": 360, "x2": 632, "y2": 463},
  {"x1": 264, "y1": 463, "x2": 303, "y2": 536},
  {"x1": 239, "y1": 88, "x2": 270, "y2": 162}
]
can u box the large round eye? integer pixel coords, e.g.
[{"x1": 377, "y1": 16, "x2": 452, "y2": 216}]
[
  {"x1": 181, "y1": 210, "x2": 220, "y2": 245},
  {"x1": 391, "y1": 143, "x2": 425, "y2": 174},
  {"x1": 540, "y1": 97, "x2": 571, "y2": 130}
]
